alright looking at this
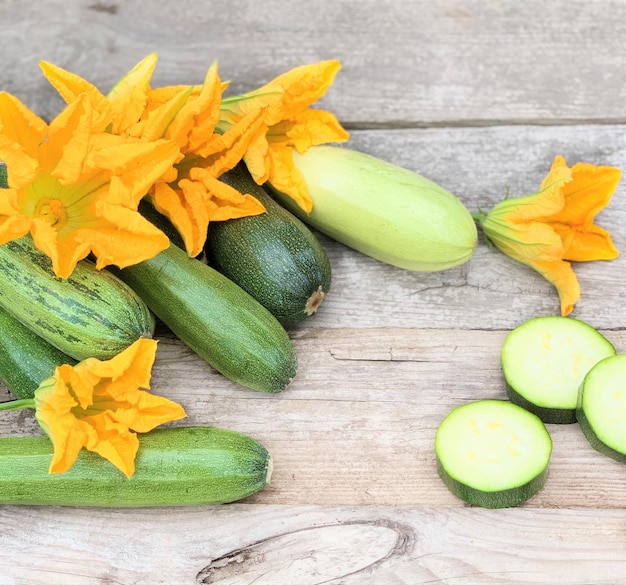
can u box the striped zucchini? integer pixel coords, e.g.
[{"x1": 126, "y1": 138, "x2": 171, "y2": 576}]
[
  {"x1": 115, "y1": 243, "x2": 298, "y2": 393},
  {"x1": 0, "y1": 235, "x2": 155, "y2": 361},
  {"x1": 0, "y1": 426, "x2": 272, "y2": 507},
  {"x1": 0, "y1": 305, "x2": 75, "y2": 399}
]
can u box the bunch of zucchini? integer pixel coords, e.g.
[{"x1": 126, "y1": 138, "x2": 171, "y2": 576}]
[
  {"x1": 0, "y1": 162, "x2": 333, "y2": 506},
  {"x1": 0, "y1": 141, "x2": 480, "y2": 506}
]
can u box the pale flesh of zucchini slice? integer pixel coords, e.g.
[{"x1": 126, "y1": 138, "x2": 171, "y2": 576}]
[
  {"x1": 435, "y1": 400, "x2": 552, "y2": 508},
  {"x1": 501, "y1": 317, "x2": 615, "y2": 424},
  {"x1": 577, "y1": 354, "x2": 626, "y2": 463}
]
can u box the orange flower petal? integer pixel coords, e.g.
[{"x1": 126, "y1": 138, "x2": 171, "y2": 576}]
[
  {"x1": 86, "y1": 200, "x2": 170, "y2": 270},
  {"x1": 256, "y1": 60, "x2": 343, "y2": 124},
  {"x1": 151, "y1": 181, "x2": 207, "y2": 257},
  {"x1": 30, "y1": 220, "x2": 92, "y2": 279},
  {"x1": 545, "y1": 160, "x2": 621, "y2": 227},
  {"x1": 272, "y1": 108, "x2": 349, "y2": 153},
  {"x1": 39, "y1": 61, "x2": 112, "y2": 132},
  {"x1": 167, "y1": 63, "x2": 223, "y2": 154},
  {"x1": 263, "y1": 145, "x2": 313, "y2": 212},
  {"x1": 0, "y1": 92, "x2": 47, "y2": 160},
  {"x1": 48, "y1": 95, "x2": 94, "y2": 185},
  {"x1": 525, "y1": 258, "x2": 581, "y2": 317},
  {"x1": 82, "y1": 416, "x2": 139, "y2": 478},
  {"x1": 107, "y1": 53, "x2": 158, "y2": 134},
  {"x1": 88, "y1": 138, "x2": 180, "y2": 205},
  {"x1": 34, "y1": 338, "x2": 186, "y2": 476},
  {"x1": 552, "y1": 222, "x2": 619, "y2": 262}
]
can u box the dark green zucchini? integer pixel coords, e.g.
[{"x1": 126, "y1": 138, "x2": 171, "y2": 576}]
[
  {"x1": 0, "y1": 235, "x2": 155, "y2": 361},
  {"x1": 0, "y1": 426, "x2": 272, "y2": 507},
  {"x1": 114, "y1": 243, "x2": 297, "y2": 393},
  {"x1": 206, "y1": 164, "x2": 331, "y2": 326},
  {"x1": 0, "y1": 305, "x2": 76, "y2": 399}
]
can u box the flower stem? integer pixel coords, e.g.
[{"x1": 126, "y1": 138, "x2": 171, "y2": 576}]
[{"x1": 0, "y1": 398, "x2": 36, "y2": 412}]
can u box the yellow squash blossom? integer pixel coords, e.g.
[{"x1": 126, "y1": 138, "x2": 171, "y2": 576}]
[
  {"x1": 475, "y1": 155, "x2": 620, "y2": 316},
  {"x1": 41, "y1": 56, "x2": 266, "y2": 257},
  {"x1": 218, "y1": 60, "x2": 350, "y2": 212},
  {"x1": 32, "y1": 338, "x2": 186, "y2": 477},
  {"x1": 0, "y1": 91, "x2": 179, "y2": 278}
]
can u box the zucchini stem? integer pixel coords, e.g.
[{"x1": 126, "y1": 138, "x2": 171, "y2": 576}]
[{"x1": 0, "y1": 398, "x2": 35, "y2": 412}]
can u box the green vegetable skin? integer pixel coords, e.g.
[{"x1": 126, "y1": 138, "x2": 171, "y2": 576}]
[
  {"x1": 435, "y1": 400, "x2": 552, "y2": 508},
  {"x1": 501, "y1": 316, "x2": 616, "y2": 424},
  {"x1": 0, "y1": 235, "x2": 155, "y2": 361},
  {"x1": 577, "y1": 354, "x2": 626, "y2": 463},
  {"x1": 0, "y1": 305, "x2": 75, "y2": 399},
  {"x1": 270, "y1": 145, "x2": 477, "y2": 272},
  {"x1": 207, "y1": 164, "x2": 332, "y2": 326},
  {"x1": 115, "y1": 244, "x2": 297, "y2": 393},
  {"x1": 0, "y1": 426, "x2": 272, "y2": 507}
]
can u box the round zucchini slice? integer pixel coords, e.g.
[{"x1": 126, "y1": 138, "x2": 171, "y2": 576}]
[
  {"x1": 577, "y1": 354, "x2": 626, "y2": 463},
  {"x1": 435, "y1": 400, "x2": 552, "y2": 508},
  {"x1": 501, "y1": 316, "x2": 615, "y2": 424}
]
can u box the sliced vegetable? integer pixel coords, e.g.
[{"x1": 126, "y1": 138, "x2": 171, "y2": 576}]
[
  {"x1": 115, "y1": 243, "x2": 297, "y2": 393},
  {"x1": 0, "y1": 305, "x2": 75, "y2": 399},
  {"x1": 0, "y1": 426, "x2": 272, "y2": 507},
  {"x1": 501, "y1": 316, "x2": 615, "y2": 424},
  {"x1": 269, "y1": 145, "x2": 477, "y2": 272},
  {"x1": 0, "y1": 235, "x2": 155, "y2": 361},
  {"x1": 577, "y1": 354, "x2": 626, "y2": 463},
  {"x1": 435, "y1": 400, "x2": 552, "y2": 508},
  {"x1": 207, "y1": 164, "x2": 332, "y2": 326}
]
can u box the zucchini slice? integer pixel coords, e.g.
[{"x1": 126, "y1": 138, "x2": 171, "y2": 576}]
[
  {"x1": 577, "y1": 354, "x2": 626, "y2": 463},
  {"x1": 435, "y1": 400, "x2": 552, "y2": 508},
  {"x1": 501, "y1": 316, "x2": 615, "y2": 424}
]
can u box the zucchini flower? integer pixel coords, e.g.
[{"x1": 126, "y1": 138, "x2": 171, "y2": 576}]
[
  {"x1": 218, "y1": 60, "x2": 350, "y2": 212},
  {"x1": 41, "y1": 55, "x2": 266, "y2": 257},
  {"x1": 0, "y1": 338, "x2": 186, "y2": 477},
  {"x1": 0, "y1": 91, "x2": 178, "y2": 278},
  {"x1": 474, "y1": 155, "x2": 620, "y2": 316}
]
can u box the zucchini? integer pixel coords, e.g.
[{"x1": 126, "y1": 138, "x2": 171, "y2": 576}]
[
  {"x1": 207, "y1": 164, "x2": 331, "y2": 326},
  {"x1": 0, "y1": 426, "x2": 272, "y2": 507},
  {"x1": 0, "y1": 235, "x2": 155, "y2": 361},
  {"x1": 577, "y1": 354, "x2": 626, "y2": 463},
  {"x1": 0, "y1": 305, "x2": 75, "y2": 399},
  {"x1": 435, "y1": 400, "x2": 552, "y2": 508},
  {"x1": 114, "y1": 243, "x2": 297, "y2": 393},
  {"x1": 269, "y1": 145, "x2": 477, "y2": 272},
  {"x1": 501, "y1": 316, "x2": 615, "y2": 424}
]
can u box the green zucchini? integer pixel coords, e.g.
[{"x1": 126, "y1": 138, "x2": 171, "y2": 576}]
[
  {"x1": 0, "y1": 235, "x2": 155, "y2": 361},
  {"x1": 0, "y1": 305, "x2": 76, "y2": 399},
  {"x1": 577, "y1": 354, "x2": 626, "y2": 463},
  {"x1": 501, "y1": 316, "x2": 615, "y2": 424},
  {"x1": 269, "y1": 145, "x2": 477, "y2": 272},
  {"x1": 207, "y1": 164, "x2": 331, "y2": 326},
  {"x1": 435, "y1": 400, "x2": 552, "y2": 508},
  {"x1": 0, "y1": 426, "x2": 272, "y2": 507},
  {"x1": 114, "y1": 243, "x2": 297, "y2": 393}
]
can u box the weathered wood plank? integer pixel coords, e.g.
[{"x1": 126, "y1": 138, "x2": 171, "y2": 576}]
[
  {"x1": 2, "y1": 0, "x2": 626, "y2": 126},
  {"x1": 2, "y1": 329, "x2": 624, "y2": 510},
  {"x1": 0, "y1": 504, "x2": 623, "y2": 584}
]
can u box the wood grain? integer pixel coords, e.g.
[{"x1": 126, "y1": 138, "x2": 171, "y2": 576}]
[
  {"x1": 0, "y1": 1, "x2": 625, "y2": 583},
  {"x1": 0, "y1": 504, "x2": 623, "y2": 584},
  {"x1": 2, "y1": 1, "x2": 626, "y2": 126}
]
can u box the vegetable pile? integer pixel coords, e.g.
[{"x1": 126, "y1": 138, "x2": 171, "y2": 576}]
[{"x1": 0, "y1": 54, "x2": 622, "y2": 507}]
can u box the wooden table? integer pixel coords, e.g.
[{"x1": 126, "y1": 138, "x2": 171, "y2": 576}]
[{"x1": 0, "y1": 1, "x2": 625, "y2": 583}]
